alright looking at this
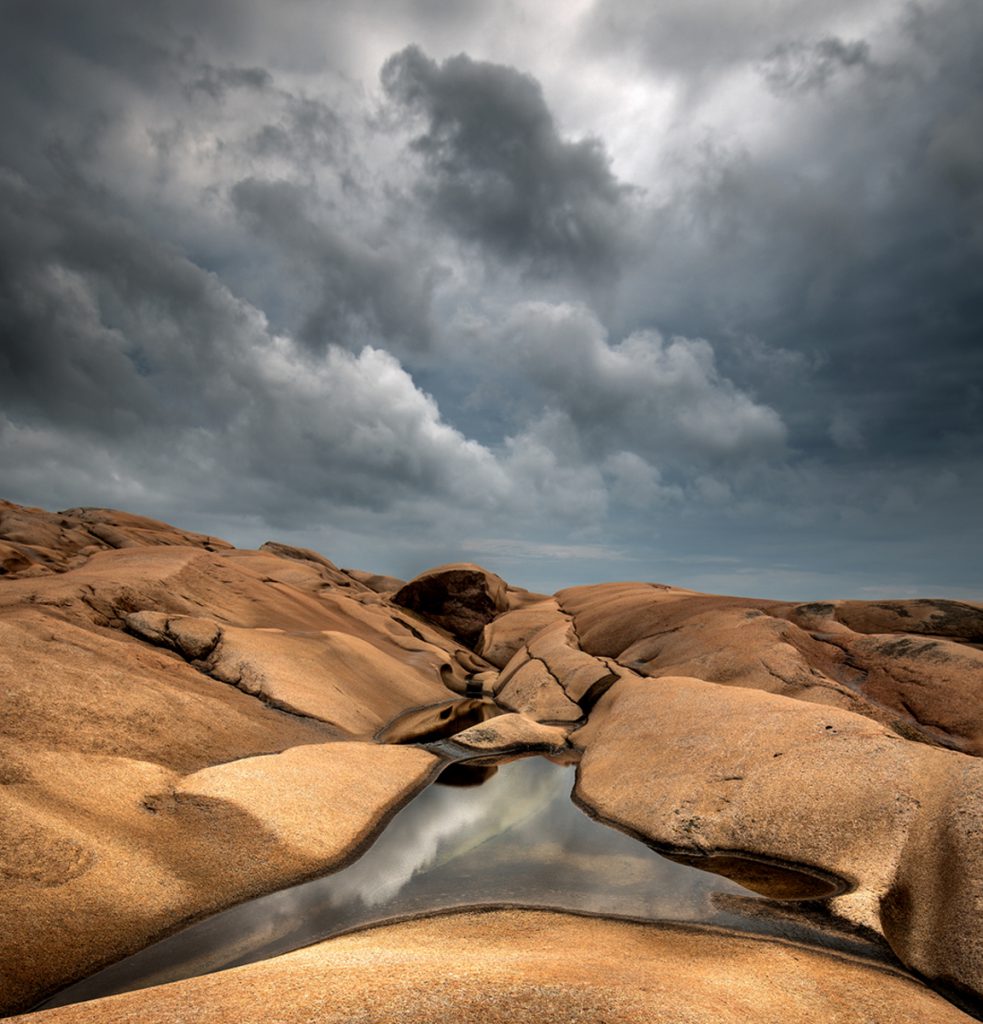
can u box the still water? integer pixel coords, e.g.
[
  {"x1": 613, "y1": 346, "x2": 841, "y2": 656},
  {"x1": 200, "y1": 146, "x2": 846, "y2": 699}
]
[{"x1": 40, "y1": 755, "x2": 894, "y2": 1009}]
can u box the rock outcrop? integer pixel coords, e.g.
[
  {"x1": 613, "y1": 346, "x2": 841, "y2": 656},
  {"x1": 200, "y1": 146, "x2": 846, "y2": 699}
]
[
  {"x1": 7, "y1": 910, "x2": 975, "y2": 1024},
  {"x1": 3, "y1": 499, "x2": 983, "y2": 1020},
  {"x1": 393, "y1": 563, "x2": 510, "y2": 645}
]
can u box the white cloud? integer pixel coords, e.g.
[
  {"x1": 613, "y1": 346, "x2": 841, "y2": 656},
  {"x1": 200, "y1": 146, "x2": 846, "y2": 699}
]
[{"x1": 496, "y1": 301, "x2": 787, "y2": 462}]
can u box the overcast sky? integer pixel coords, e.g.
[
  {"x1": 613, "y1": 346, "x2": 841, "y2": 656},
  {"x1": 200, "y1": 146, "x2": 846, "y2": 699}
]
[{"x1": 1, "y1": 0, "x2": 981, "y2": 598}]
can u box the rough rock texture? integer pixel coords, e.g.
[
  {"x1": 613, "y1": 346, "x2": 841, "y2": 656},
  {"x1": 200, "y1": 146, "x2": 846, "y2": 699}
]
[
  {"x1": 559, "y1": 582, "x2": 983, "y2": 755},
  {"x1": 0, "y1": 500, "x2": 232, "y2": 577},
  {"x1": 340, "y1": 568, "x2": 406, "y2": 594},
  {"x1": 495, "y1": 658, "x2": 583, "y2": 723},
  {"x1": 8, "y1": 910, "x2": 974, "y2": 1024},
  {"x1": 491, "y1": 620, "x2": 617, "y2": 719},
  {"x1": 449, "y1": 713, "x2": 571, "y2": 755},
  {"x1": 374, "y1": 698, "x2": 500, "y2": 744},
  {"x1": 0, "y1": 502, "x2": 464, "y2": 1013},
  {"x1": 199, "y1": 624, "x2": 451, "y2": 735},
  {"x1": 572, "y1": 670, "x2": 983, "y2": 999},
  {"x1": 477, "y1": 598, "x2": 564, "y2": 667},
  {"x1": 0, "y1": 606, "x2": 441, "y2": 1011},
  {"x1": 792, "y1": 598, "x2": 983, "y2": 643},
  {"x1": 393, "y1": 563, "x2": 509, "y2": 645}
]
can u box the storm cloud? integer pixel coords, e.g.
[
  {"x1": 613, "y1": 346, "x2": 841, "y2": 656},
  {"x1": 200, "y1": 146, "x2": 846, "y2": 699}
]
[
  {"x1": 0, "y1": 0, "x2": 980, "y2": 596},
  {"x1": 381, "y1": 45, "x2": 634, "y2": 280}
]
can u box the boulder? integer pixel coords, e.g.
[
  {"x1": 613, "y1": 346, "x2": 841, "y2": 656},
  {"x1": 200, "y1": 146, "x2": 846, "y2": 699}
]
[
  {"x1": 572, "y1": 670, "x2": 983, "y2": 1001},
  {"x1": 393, "y1": 563, "x2": 509, "y2": 646},
  {"x1": 449, "y1": 713, "x2": 570, "y2": 756}
]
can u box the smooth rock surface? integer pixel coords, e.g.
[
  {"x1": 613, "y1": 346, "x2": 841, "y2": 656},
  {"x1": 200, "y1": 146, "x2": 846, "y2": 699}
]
[
  {"x1": 572, "y1": 669, "x2": 983, "y2": 1001},
  {"x1": 449, "y1": 713, "x2": 570, "y2": 755},
  {"x1": 8, "y1": 910, "x2": 974, "y2": 1024}
]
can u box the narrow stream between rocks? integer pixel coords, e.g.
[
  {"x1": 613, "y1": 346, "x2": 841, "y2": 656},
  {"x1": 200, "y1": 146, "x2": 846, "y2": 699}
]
[{"x1": 39, "y1": 754, "x2": 902, "y2": 1011}]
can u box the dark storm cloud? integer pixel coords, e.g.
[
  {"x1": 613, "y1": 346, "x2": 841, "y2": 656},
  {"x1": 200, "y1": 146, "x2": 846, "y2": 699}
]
[
  {"x1": 381, "y1": 45, "x2": 634, "y2": 280},
  {"x1": 0, "y1": 0, "x2": 980, "y2": 596},
  {"x1": 230, "y1": 177, "x2": 438, "y2": 352},
  {"x1": 245, "y1": 95, "x2": 344, "y2": 166},
  {"x1": 191, "y1": 64, "x2": 273, "y2": 100},
  {"x1": 610, "y1": 0, "x2": 983, "y2": 471},
  {"x1": 0, "y1": 164, "x2": 507, "y2": 528},
  {"x1": 759, "y1": 36, "x2": 873, "y2": 95}
]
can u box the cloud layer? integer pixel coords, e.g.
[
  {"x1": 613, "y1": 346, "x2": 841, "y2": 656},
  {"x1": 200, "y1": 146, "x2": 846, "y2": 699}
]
[{"x1": 0, "y1": 0, "x2": 980, "y2": 597}]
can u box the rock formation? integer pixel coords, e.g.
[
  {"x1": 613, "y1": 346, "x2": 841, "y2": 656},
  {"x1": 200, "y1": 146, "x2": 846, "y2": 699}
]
[{"x1": 1, "y1": 498, "x2": 982, "y2": 1021}]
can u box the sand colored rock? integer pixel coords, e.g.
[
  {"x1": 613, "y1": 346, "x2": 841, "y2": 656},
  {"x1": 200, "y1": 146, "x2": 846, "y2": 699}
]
[
  {"x1": 0, "y1": 737, "x2": 436, "y2": 1013},
  {"x1": 495, "y1": 658, "x2": 583, "y2": 723},
  {"x1": 573, "y1": 672, "x2": 923, "y2": 901},
  {"x1": 125, "y1": 611, "x2": 222, "y2": 661},
  {"x1": 0, "y1": 500, "x2": 232, "y2": 576},
  {"x1": 490, "y1": 619, "x2": 618, "y2": 718},
  {"x1": 477, "y1": 597, "x2": 565, "y2": 667},
  {"x1": 559, "y1": 582, "x2": 983, "y2": 754},
  {"x1": 788, "y1": 598, "x2": 983, "y2": 644},
  {"x1": 8, "y1": 910, "x2": 974, "y2": 1024},
  {"x1": 572, "y1": 670, "x2": 983, "y2": 1000},
  {"x1": 393, "y1": 563, "x2": 509, "y2": 646},
  {"x1": 175, "y1": 743, "x2": 438, "y2": 861},
  {"x1": 4, "y1": 499, "x2": 983, "y2": 1021},
  {"x1": 526, "y1": 620, "x2": 618, "y2": 705},
  {"x1": 0, "y1": 502, "x2": 472, "y2": 1012},
  {"x1": 341, "y1": 567, "x2": 406, "y2": 593},
  {"x1": 0, "y1": 607, "x2": 329, "y2": 1011},
  {"x1": 202, "y1": 627, "x2": 452, "y2": 736},
  {"x1": 556, "y1": 581, "x2": 703, "y2": 657},
  {"x1": 257, "y1": 541, "x2": 369, "y2": 591},
  {"x1": 374, "y1": 698, "x2": 501, "y2": 744},
  {"x1": 449, "y1": 713, "x2": 570, "y2": 755},
  {"x1": 831, "y1": 632, "x2": 983, "y2": 754},
  {"x1": 881, "y1": 758, "x2": 983, "y2": 1005}
]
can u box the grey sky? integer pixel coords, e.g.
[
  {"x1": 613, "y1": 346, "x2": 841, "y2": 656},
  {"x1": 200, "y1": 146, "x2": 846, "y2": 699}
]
[{"x1": 0, "y1": 0, "x2": 980, "y2": 599}]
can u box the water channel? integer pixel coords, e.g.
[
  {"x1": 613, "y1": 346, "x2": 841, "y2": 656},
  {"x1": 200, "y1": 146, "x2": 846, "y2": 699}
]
[{"x1": 40, "y1": 753, "x2": 899, "y2": 1011}]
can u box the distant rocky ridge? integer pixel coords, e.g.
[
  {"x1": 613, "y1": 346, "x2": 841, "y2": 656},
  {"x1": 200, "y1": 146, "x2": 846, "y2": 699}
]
[{"x1": 1, "y1": 498, "x2": 982, "y2": 1022}]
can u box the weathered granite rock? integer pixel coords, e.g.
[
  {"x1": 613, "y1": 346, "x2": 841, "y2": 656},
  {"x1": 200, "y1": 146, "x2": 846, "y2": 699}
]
[
  {"x1": 8, "y1": 910, "x2": 974, "y2": 1024},
  {"x1": 374, "y1": 698, "x2": 500, "y2": 744},
  {"x1": 881, "y1": 757, "x2": 983, "y2": 1006},
  {"x1": 0, "y1": 500, "x2": 232, "y2": 576},
  {"x1": 393, "y1": 563, "x2": 509, "y2": 646},
  {"x1": 559, "y1": 582, "x2": 983, "y2": 755},
  {"x1": 573, "y1": 672, "x2": 919, "y2": 901},
  {"x1": 491, "y1": 619, "x2": 617, "y2": 718},
  {"x1": 526, "y1": 621, "x2": 618, "y2": 706},
  {"x1": 0, "y1": 502, "x2": 472, "y2": 1012},
  {"x1": 0, "y1": 609, "x2": 440, "y2": 1012},
  {"x1": 789, "y1": 598, "x2": 983, "y2": 643},
  {"x1": 125, "y1": 611, "x2": 222, "y2": 661},
  {"x1": 449, "y1": 713, "x2": 570, "y2": 756},
  {"x1": 175, "y1": 743, "x2": 438, "y2": 862},
  {"x1": 3, "y1": 498, "x2": 983, "y2": 1022},
  {"x1": 477, "y1": 598, "x2": 564, "y2": 667},
  {"x1": 495, "y1": 657, "x2": 583, "y2": 723},
  {"x1": 572, "y1": 669, "x2": 983, "y2": 1002},
  {"x1": 202, "y1": 626, "x2": 452, "y2": 736},
  {"x1": 341, "y1": 568, "x2": 406, "y2": 593}
]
